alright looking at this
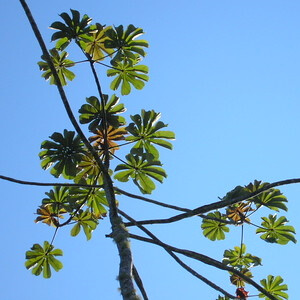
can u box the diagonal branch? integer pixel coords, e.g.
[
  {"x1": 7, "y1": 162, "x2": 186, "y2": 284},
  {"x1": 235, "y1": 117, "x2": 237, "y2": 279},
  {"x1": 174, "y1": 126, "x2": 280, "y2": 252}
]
[
  {"x1": 120, "y1": 178, "x2": 300, "y2": 226},
  {"x1": 118, "y1": 210, "x2": 277, "y2": 300}
]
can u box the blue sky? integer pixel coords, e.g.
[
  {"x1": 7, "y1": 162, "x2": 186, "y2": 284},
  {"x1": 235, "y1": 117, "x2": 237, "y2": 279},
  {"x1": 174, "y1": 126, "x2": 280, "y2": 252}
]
[{"x1": 1, "y1": 1, "x2": 300, "y2": 299}]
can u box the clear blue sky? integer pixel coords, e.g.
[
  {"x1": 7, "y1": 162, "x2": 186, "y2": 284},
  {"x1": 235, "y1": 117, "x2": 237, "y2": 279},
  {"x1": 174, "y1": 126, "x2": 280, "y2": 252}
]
[{"x1": 1, "y1": 1, "x2": 299, "y2": 299}]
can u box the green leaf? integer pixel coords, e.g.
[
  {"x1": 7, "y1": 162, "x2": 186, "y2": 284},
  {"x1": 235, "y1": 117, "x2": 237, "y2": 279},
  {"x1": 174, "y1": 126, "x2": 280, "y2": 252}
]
[
  {"x1": 201, "y1": 211, "x2": 229, "y2": 241},
  {"x1": 105, "y1": 24, "x2": 149, "y2": 64},
  {"x1": 50, "y1": 9, "x2": 95, "y2": 50},
  {"x1": 125, "y1": 110, "x2": 175, "y2": 159},
  {"x1": 42, "y1": 186, "x2": 76, "y2": 213},
  {"x1": 37, "y1": 48, "x2": 75, "y2": 86},
  {"x1": 259, "y1": 275, "x2": 288, "y2": 299},
  {"x1": 107, "y1": 55, "x2": 149, "y2": 95},
  {"x1": 25, "y1": 241, "x2": 63, "y2": 278},
  {"x1": 70, "y1": 210, "x2": 98, "y2": 240},
  {"x1": 79, "y1": 94, "x2": 126, "y2": 131},
  {"x1": 114, "y1": 154, "x2": 167, "y2": 194},
  {"x1": 245, "y1": 180, "x2": 288, "y2": 212},
  {"x1": 256, "y1": 214, "x2": 296, "y2": 244},
  {"x1": 39, "y1": 130, "x2": 86, "y2": 179},
  {"x1": 223, "y1": 244, "x2": 262, "y2": 268},
  {"x1": 84, "y1": 23, "x2": 114, "y2": 60},
  {"x1": 69, "y1": 186, "x2": 109, "y2": 218}
]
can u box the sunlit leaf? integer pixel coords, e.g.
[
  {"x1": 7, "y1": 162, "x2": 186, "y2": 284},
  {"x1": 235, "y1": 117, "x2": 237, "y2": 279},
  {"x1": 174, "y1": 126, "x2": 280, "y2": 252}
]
[
  {"x1": 79, "y1": 94, "x2": 126, "y2": 131},
  {"x1": 34, "y1": 204, "x2": 65, "y2": 227},
  {"x1": 256, "y1": 214, "x2": 296, "y2": 244},
  {"x1": 226, "y1": 202, "x2": 253, "y2": 223},
  {"x1": 37, "y1": 48, "x2": 75, "y2": 86},
  {"x1": 223, "y1": 244, "x2": 262, "y2": 268},
  {"x1": 69, "y1": 186, "x2": 109, "y2": 218},
  {"x1": 39, "y1": 130, "x2": 86, "y2": 179},
  {"x1": 70, "y1": 210, "x2": 98, "y2": 240},
  {"x1": 105, "y1": 24, "x2": 149, "y2": 64},
  {"x1": 201, "y1": 211, "x2": 229, "y2": 241},
  {"x1": 42, "y1": 186, "x2": 76, "y2": 213},
  {"x1": 259, "y1": 275, "x2": 288, "y2": 299},
  {"x1": 245, "y1": 180, "x2": 288, "y2": 212},
  {"x1": 107, "y1": 55, "x2": 149, "y2": 95},
  {"x1": 89, "y1": 126, "x2": 127, "y2": 154},
  {"x1": 25, "y1": 241, "x2": 63, "y2": 278},
  {"x1": 114, "y1": 154, "x2": 167, "y2": 194},
  {"x1": 84, "y1": 23, "x2": 114, "y2": 60},
  {"x1": 125, "y1": 109, "x2": 175, "y2": 159},
  {"x1": 50, "y1": 9, "x2": 96, "y2": 50}
]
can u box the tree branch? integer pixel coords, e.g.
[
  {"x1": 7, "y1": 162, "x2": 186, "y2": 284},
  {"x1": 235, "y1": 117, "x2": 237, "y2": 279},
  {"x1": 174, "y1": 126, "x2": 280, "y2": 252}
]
[
  {"x1": 118, "y1": 210, "x2": 277, "y2": 300},
  {"x1": 121, "y1": 178, "x2": 300, "y2": 226},
  {"x1": 19, "y1": 2, "x2": 138, "y2": 298}
]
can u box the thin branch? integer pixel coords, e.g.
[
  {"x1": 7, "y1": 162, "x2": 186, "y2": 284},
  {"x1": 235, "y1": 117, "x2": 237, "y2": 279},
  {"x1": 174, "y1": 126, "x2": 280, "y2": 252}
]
[
  {"x1": 19, "y1": 2, "x2": 138, "y2": 299},
  {"x1": 0, "y1": 174, "x2": 103, "y2": 188},
  {"x1": 118, "y1": 210, "x2": 277, "y2": 300},
  {"x1": 120, "y1": 178, "x2": 300, "y2": 226},
  {"x1": 132, "y1": 264, "x2": 149, "y2": 300},
  {"x1": 117, "y1": 210, "x2": 236, "y2": 299}
]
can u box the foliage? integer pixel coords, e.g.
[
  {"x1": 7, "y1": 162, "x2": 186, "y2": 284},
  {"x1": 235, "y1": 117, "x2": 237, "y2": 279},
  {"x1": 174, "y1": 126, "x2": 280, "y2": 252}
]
[
  {"x1": 126, "y1": 109, "x2": 175, "y2": 159},
  {"x1": 256, "y1": 214, "x2": 296, "y2": 245},
  {"x1": 79, "y1": 94, "x2": 126, "y2": 131},
  {"x1": 107, "y1": 56, "x2": 149, "y2": 95},
  {"x1": 114, "y1": 154, "x2": 167, "y2": 194},
  {"x1": 223, "y1": 244, "x2": 261, "y2": 268},
  {"x1": 38, "y1": 48, "x2": 75, "y2": 85},
  {"x1": 201, "y1": 211, "x2": 230, "y2": 241},
  {"x1": 70, "y1": 210, "x2": 98, "y2": 240},
  {"x1": 25, "y1": 241, "x2": 63, "y2": 278},
  {"x1": 259, "y1": 275, "x2": 288, "y2": 300},
  {"x1": 17, "y1": 5, "x2": 296, "y2": 300},
  {"x1": 39, "y1": 130, "x2": 86, "y2": 179}
]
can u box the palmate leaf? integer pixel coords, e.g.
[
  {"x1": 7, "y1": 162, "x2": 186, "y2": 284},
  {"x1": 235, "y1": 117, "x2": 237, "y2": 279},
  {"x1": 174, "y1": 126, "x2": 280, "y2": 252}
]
[
  {"x1": 50, "y1": 9, "x2": 96, "y2": 50},
  {"x1": 25, "y1": 241, "x2": 63, "y2": 278},
  {"x1": 79, "y1": 94, "x2": 126, "y2": 131},
  {"x1": 70, "y1": 210, "x2": 98, "y2": 240},
  {"x1": 39, "y1": 130, "x2": 86, "y2": 179},
  {"x1": 226, "y1": 202, "x2": 253, "y2": 223},
  {"x1": 230, "y1": 269, "x2": 253, "y2": 287},
  {"x1": 89, "y1": 126, "x2": 127, "y2": 154},
  {"x1": 37, "y1": 48, "x2": 75, "y2": 86},
  {"x1": 84, "y1": 23, "x2": 114, "y2": 61},
  {"x1": 34, "y1": 204, "x2": 65, "y2": 227},
  {"x1": 74, "y1": 153, "x2": 102, "y2": 183},
  {"x1": 201, "y1": 211, "x2": 229, "y2": 241},
  {"x1": 256, "y1": 214, "x2": 296, "y2": 245},
  {"x1": 105, "y1": 24, "x2": 149, "y2": 64},
  {"x1": 125, "y1": 109, "x2": 175, "y2": 159},
  {"x1": 245, "y1": 180, "x2": 288, "y2": 212},
  {"x1": 42, "y1": 186, "x2": 76, "y2": 213},
  {"x1": 114, "y1": 154, "x2": 167, "y2": 194},
  {"x1": 69, "y1": 186, "x2": 109, "y2": 218},
  {"x1": 259, "y1": 275, "x2": 288, "y2": 299},
  {"x1": 107, "y1": 55, "x2": 149, "y2": 95},
  {"x1": 223, "y1": 244, "x2": 262, "y2": 268}
]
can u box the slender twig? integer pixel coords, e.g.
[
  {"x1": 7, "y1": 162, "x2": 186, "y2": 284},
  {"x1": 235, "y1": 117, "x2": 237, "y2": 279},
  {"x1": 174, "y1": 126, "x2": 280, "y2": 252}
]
[
  {"x1": 119, "y1": 178, "x2": 300, "y2": 226},
  {"x1": 0, "y1": 174, "x2": 103, "y2": 188},
  {"x1": 132, "y1": 265, "x2": 149, "y2": 300}
]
